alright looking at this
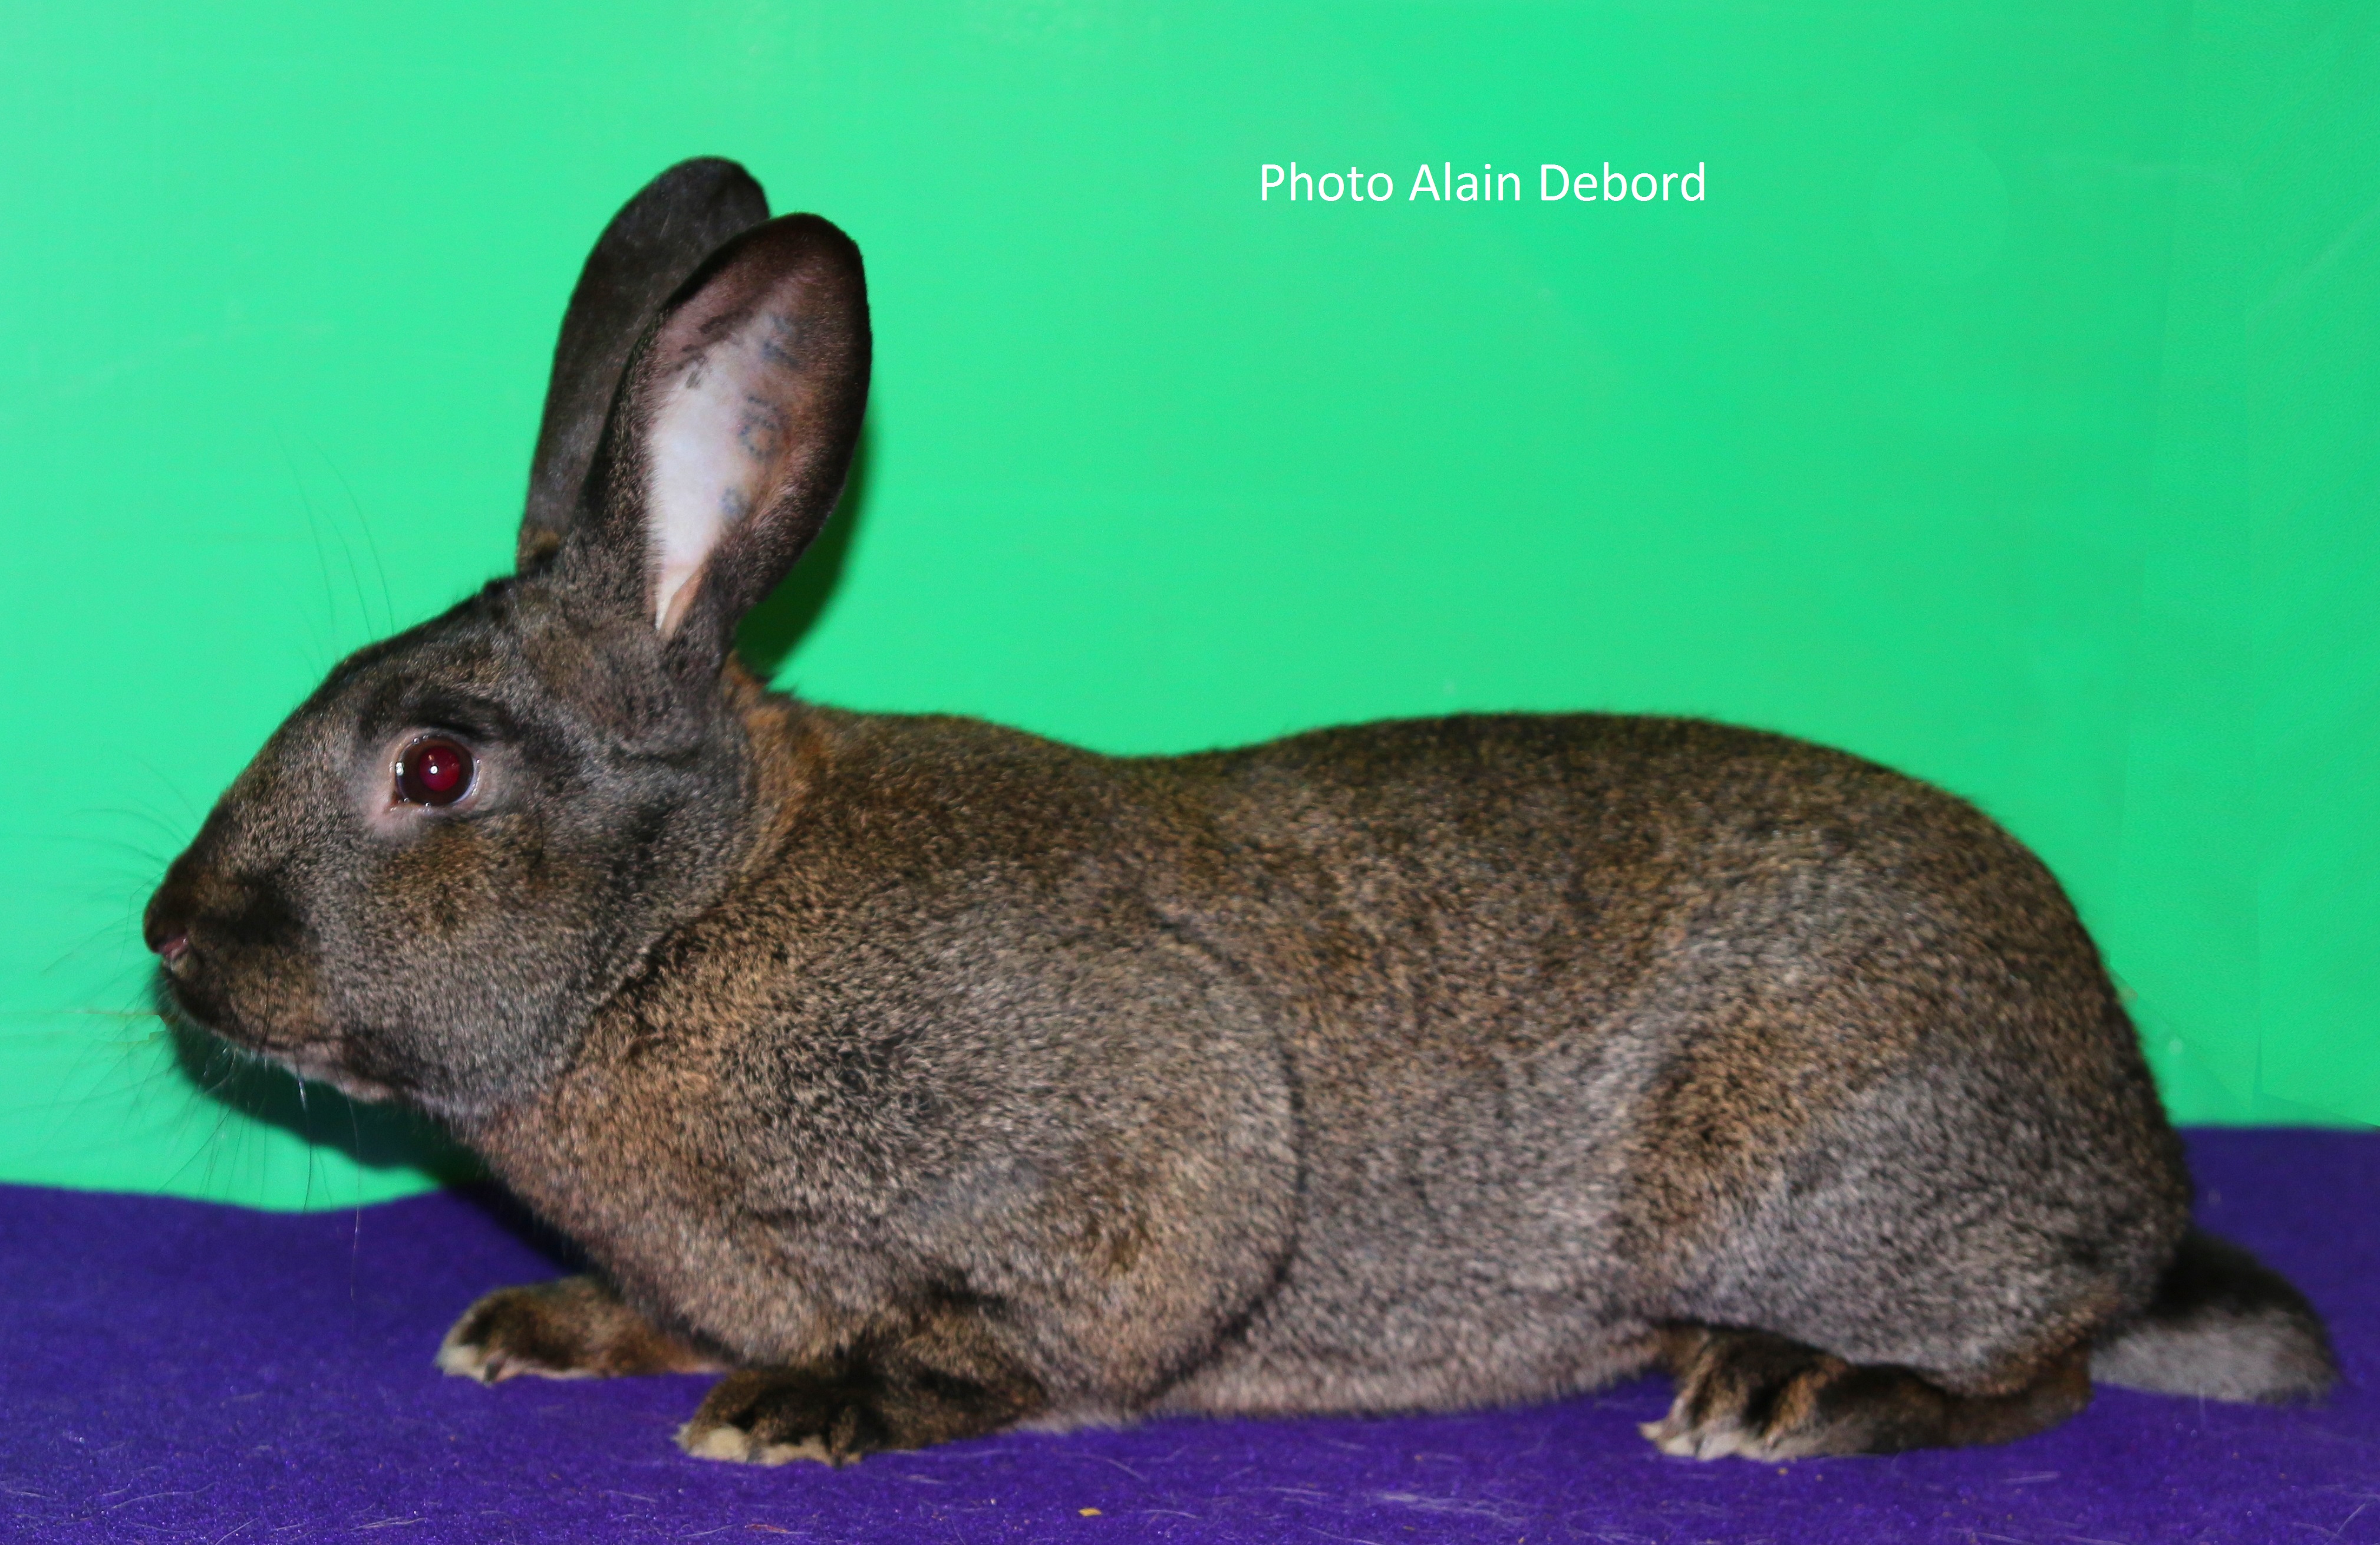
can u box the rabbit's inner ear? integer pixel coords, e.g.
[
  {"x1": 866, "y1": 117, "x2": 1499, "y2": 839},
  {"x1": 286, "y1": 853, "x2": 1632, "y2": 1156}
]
[
  {"x1": 602, "y1": 215, "x2": 866, "y2": 659},
  {"x1": 646, "y1": 318, "x2": 802, "y2": 635}
]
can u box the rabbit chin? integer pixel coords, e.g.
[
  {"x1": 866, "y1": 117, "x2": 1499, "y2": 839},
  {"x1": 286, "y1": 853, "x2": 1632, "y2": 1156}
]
[{"x1": 270, "y1": 1042, "x2": 400, "y2": 1105}]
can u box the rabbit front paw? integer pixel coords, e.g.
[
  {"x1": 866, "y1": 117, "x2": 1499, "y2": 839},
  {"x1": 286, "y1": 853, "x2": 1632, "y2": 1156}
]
[
  {"x1": 437, "y1": 1275, "x2": 723, "y2": 1384},
  {"x1": 679, "y1": 1352, "x2": 1045, "y2": 1466}
]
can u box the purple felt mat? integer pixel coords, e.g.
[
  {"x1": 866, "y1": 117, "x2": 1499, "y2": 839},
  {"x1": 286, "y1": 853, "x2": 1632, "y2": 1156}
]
[{"x1": 2, "y1": 1130, "x2": 2374, "y2": 1544}]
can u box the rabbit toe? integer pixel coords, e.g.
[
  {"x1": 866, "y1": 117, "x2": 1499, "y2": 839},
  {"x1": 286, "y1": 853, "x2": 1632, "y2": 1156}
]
[
  {"x1": 1646, "y1": 1326, "x2": 1871, "y2": 1461},
  {"x1": 438, "y1": 1290, "x2": 594, "y2": 1384}
]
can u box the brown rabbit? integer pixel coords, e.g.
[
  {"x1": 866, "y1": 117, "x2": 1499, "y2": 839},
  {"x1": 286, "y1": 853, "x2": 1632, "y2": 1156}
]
[{"x1": 145, "y1": 157, "x2": 2334, "y2": 1468}]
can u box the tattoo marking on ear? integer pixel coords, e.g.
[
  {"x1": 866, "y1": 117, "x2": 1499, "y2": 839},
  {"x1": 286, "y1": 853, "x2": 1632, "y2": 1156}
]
[
  {"x1": 736, "y1": 395, "x2": 787, "y2": 462},
  {"x1": 757, "y1": 311, "x2": 807, "y2": 371}
]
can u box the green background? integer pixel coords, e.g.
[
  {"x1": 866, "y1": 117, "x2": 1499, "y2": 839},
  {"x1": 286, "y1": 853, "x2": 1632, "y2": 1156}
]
[{"x1": 2, "y1": 2, "x2": 2372, "y2": 1210}]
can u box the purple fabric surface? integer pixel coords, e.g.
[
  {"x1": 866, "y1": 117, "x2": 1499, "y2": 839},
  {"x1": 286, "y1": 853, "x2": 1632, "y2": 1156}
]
[{"x1": 2, "y1": 1129, "x2": 2372, "y2": 1544}]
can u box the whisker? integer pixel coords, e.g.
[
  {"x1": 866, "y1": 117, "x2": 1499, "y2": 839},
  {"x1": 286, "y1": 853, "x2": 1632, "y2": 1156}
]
[
  {"x1": 306, "y1": 428, "x2": 398, "y2": 642},
  {"x1": 41, "y1": 832, "x2": 174, "y2": 865},
  {"x1": 272, "y1": 427, "x2": 338, "y2": 673},
  {"x1": 346, "y1": 1095, "x2": 367, "y2": 1303},
  {"x1": 113, "y1": 754, "x2": 207, "y2": 827},
  {"x1": 297, "y1": 1079, "x2": 314, "y2": 1213}
]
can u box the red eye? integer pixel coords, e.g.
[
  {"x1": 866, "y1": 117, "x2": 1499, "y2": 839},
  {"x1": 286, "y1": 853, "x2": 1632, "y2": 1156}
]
[{"x1": 395, "y1": 738, "x2": 474, "y2": 806}]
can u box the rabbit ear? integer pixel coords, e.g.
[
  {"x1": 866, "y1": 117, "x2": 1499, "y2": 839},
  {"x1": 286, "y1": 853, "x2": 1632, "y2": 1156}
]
[
  {"x1": 518, "y1": 158, "x2": 770, "y2": 571},
  {"x1": 568, "y1": 212, "x2": 871, "y2": 671}
]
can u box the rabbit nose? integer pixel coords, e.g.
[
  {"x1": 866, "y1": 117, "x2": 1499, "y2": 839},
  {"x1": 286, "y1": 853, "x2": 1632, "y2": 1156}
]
[{"x1": 145, "y1": 870, "x2": 198, "y2": 963}]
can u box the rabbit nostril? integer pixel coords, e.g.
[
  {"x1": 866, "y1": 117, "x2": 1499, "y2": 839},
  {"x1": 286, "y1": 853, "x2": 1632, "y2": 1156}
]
[{"x1": 144, "y1": 871, "x2": 199, "y2": 958}]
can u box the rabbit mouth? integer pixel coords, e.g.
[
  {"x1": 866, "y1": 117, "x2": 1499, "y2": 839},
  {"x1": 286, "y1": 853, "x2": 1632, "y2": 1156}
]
[
  {"x1": 154, "y1": 966, "x2": 400, "y2": 1104},
  {"x1": 219, "y1": 1024, "x2": 401, "y2": 1106},
  {"x1": 272, "y1": 1042, "x2": 400, "y2": 1104}
]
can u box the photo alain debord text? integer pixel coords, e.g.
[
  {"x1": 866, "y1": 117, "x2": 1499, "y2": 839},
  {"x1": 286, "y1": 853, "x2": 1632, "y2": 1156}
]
[{"x1": 1260, "y1": 161, "x2": 1707, "y2": 204}]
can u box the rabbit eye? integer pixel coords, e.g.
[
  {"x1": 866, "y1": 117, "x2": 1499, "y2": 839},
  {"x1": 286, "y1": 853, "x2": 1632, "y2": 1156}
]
[{"x1": 395, "y1": 737, "x2": 474, "y2": 807}]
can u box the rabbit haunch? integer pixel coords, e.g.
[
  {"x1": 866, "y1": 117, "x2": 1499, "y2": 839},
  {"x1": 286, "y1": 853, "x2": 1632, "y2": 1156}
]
[{"x1": 146, "y1": 157, "x2": 2335, "y2": 1470}]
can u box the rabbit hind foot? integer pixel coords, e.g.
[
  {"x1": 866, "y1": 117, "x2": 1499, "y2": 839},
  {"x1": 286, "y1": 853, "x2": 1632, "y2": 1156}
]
[{"x1": 1642, "y1": 1324, "x2": 2089, "y2": 1460}]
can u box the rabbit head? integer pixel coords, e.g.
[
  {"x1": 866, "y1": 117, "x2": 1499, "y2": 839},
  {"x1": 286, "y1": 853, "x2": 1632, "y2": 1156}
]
[{"x1": 143, "y1": 160, "x2": 870, "y2": 1119}]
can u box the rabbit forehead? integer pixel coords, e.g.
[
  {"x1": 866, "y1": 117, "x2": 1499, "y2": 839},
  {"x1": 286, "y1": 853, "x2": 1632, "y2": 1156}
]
[{"x1": 297, "y1": 582, "x2": 604, "y2": 755}]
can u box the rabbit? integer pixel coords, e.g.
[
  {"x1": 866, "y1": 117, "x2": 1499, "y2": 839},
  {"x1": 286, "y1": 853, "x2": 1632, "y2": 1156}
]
[{"x1": 144, "y1": 156, "x2": 2335, "y2": 1468}]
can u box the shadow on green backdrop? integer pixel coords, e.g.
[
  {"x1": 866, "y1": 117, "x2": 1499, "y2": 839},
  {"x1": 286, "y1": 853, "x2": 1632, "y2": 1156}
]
[{"x1": 1, "y1": 1, "x2": 2372, "y2": 1208}]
